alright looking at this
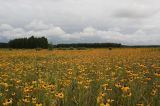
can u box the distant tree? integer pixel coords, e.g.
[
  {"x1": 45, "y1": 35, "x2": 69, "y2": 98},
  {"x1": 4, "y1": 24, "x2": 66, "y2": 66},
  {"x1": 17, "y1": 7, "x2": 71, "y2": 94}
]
[
  {"x1": 8, "y1": 36, "x2": 48, "y2": 49},
  {"x1": 48, "y1": 42, "x2": 53, "y2": 50},
  {"x1": 56, "y1": 43, "x2": 122, "y2": 48},
  {"x1": 0, "y1": 43, "x2": 8, "y2": 48}
]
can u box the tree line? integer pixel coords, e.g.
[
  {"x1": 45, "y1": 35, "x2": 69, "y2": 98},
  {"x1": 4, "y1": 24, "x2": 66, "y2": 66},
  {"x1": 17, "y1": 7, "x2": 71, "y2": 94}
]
[
  {"x1": 55, "y1": 43, "x2": 122, "y2": 48},
  {"x1": 0, "y1": 43, "x2": 8, "y2": 48},
  {"x1": 8, "y1": 36, "x2": 48, "y2": 49},
  {"x1": 0, "y1": 36, "x2": 123, "y2": 49},
  {"x1": 1, "y1": 36, "x2": 159, "y2": 49}
]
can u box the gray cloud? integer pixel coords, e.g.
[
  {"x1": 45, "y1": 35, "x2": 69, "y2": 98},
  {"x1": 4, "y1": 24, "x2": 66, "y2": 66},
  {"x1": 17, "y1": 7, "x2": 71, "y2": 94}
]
[
  {"x1": 0, "y1": 22, "x2": 159, "y2": 45},
  {"x1": 0, "y1": 0, "x2": 160, "y2": 45},
  {"x1": 113, "y1": 9, "x2": 155, "y2": 19},
  {"x1": 112, "y1": 0, "x2": 159, "y2": 19}
]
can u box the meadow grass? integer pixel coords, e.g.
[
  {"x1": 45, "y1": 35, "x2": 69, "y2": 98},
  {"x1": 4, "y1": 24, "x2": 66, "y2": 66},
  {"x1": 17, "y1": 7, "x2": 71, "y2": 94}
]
[{"x1": 0, "y1": 48, "x2": 160, "y2": 106}]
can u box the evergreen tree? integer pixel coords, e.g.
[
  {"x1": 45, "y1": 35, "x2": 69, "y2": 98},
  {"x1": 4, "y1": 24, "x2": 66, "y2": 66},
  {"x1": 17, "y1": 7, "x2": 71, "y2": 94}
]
[{"x1": 8, "y1": 36, "x2": 48, "y2": 49}]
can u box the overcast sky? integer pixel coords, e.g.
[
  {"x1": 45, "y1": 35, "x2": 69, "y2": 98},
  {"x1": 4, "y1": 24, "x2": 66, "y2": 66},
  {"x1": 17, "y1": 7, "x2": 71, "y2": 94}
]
[{"x1": 0, "y1": 0, "x2": 160, "y2": 45}]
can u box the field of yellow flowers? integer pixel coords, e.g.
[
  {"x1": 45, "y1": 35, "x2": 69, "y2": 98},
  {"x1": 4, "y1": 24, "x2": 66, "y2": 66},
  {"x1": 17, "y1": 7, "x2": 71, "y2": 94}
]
[{"x1": 0, "y1": 48, "x2": 160, "y2": 106}]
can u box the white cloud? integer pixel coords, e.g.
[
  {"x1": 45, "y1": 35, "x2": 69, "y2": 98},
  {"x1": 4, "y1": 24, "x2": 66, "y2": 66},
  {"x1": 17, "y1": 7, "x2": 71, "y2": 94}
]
[
  {"x1": 0, "y1": 22, "x2": 160, "y2": 45},
  {"x1": 0, "y1": 0, "x2": 160, "y2": 45},
  {"x1": 0, "y1": 24, "x2": 13, "y2": 31},
  {"x1": 25, "y1": 20, "x2": 53, "y2": 30}
]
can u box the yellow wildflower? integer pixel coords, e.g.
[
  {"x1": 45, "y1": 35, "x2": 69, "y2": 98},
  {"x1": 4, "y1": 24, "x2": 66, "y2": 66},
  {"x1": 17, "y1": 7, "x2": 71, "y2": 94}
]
[
  {"x1": 3, "y1": 98, "x2": 13, "y2": 106},
  {"x1": 55, "y1": 92, "x2": 64, "y2": 99},
  {"x1": 97, "y1": 96, "x2": 103, "y2": 104},
  {"x1": 121, "y1": 86, "x2": 130, "y2": 92},
  {"x1": 32, "y1": 97, "x2": 37, "y2": 104},
  {"x1": 36, "y1": 103, "x2": 43, "y2": 106}
]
